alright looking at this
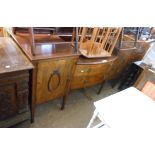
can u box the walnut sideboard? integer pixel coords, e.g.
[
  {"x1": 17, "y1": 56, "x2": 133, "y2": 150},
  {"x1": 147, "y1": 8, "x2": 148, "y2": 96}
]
[{"x1": 8, "y1": 32, "x2": 150, "y2": 122}]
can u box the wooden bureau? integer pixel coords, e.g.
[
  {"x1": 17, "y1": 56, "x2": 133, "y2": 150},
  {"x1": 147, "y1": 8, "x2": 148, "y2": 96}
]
[{"x1": 0, "y1": 38, "x2": 33, "y2": 127}]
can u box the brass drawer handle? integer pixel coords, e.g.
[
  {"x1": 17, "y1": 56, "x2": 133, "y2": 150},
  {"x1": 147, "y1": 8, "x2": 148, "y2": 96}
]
[
  {"x1": 48, "y1": 69, "x2": 61, "y2": 92},
  {"x1": 80, "y1": 68, "x2": 91, "y2": 73}
]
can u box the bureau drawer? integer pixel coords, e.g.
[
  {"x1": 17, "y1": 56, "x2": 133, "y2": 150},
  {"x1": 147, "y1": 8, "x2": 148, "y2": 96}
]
[
  {"x1": 88, "y1": 65, "x2": 110, "y2": 76},
  {"x1": 85, "y1": 75, "x2": 104, "y2": 87},
  {"x1": 70, "y1": 76, "x2": 86, "y2": 89},
  {"x1": 74, "y1": 65, "x2": 92, "y2": 76},
  {"x1": 74, "y1": 64, "x2": 108, "y2": 77},
  {"x1": 71, "y1": 74, "x2": 104, "y2": 90}
]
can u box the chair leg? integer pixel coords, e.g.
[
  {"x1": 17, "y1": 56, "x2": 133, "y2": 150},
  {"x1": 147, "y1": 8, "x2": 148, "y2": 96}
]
[
  {"x1": 87, "y1": 109, "x2": 99, "y2": 128},
  {"x1": 97, "y1": 81, "x2": 105, "y2": 94}
]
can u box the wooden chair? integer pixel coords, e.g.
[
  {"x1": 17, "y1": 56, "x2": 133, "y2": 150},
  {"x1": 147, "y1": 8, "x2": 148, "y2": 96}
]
[{"x1": 78, "y1": 27, "x2": 122, "y2": 58}]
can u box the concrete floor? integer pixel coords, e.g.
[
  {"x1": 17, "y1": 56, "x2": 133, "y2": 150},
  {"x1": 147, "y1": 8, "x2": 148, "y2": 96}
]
[{"x1": 30, "y1": 81, "x2": 119, "y2": 128}]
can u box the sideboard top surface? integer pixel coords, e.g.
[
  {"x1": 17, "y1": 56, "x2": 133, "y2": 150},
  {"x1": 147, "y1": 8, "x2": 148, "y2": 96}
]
[{"x1": 9, "y1": 33, "x2": 80, "y2": 61}]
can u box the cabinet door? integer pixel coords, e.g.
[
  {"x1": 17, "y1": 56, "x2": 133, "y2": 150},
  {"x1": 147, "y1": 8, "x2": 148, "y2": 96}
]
[{"x1": 36, "y1": 58, "x2": 75, "y2": 104}]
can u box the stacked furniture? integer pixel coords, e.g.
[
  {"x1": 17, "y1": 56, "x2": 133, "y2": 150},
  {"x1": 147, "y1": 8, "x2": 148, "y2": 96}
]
[{"x1": 7, "y1": 27, "x2": 150, "y2": 122}]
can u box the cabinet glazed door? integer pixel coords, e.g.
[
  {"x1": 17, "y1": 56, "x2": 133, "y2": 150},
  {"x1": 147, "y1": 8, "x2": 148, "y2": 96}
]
[{"x1": 36, "y1": 59, "x2": 73, "y2": 104}]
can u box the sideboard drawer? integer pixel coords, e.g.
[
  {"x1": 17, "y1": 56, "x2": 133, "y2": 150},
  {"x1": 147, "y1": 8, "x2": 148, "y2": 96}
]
[
  {"x1": 71, "y1": 62, "x2": 112, "y2": 89},
  {"x1": 74, "y1": 65, "x2": 91, "y2": 76},
  {"x1": 74, "y1": 64, "x2": 105, "y2": 77},
  {"x1": 84, "y1": 75, "x2": 104, "y2": 87},
  {"x1": 70, "y1": 76, "x2": 86, "y2": 89},
  {"x1": 71, "y1": 74, "x2": 103, "y2": 90}
]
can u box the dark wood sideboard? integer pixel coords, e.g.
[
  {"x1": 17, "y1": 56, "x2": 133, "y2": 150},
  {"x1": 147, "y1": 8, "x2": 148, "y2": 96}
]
[{"x1": 0, "y1": 38, "x2": 33, "y2": 127}]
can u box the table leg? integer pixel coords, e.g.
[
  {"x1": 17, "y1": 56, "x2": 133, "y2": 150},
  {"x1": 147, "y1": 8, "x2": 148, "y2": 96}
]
[
  {"x1": 61, "y1": 95, "x2": 67, "y2": 110},
  {"x1": 97, "y1": 81, "x2": 105, "y2": 94},
  {"x1": 93, "y1": 122, "x2": 105, "y2": 128}
]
